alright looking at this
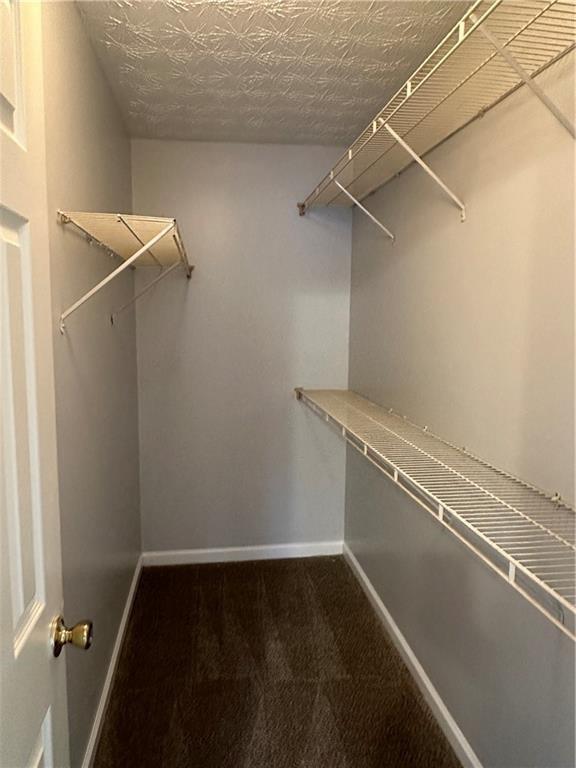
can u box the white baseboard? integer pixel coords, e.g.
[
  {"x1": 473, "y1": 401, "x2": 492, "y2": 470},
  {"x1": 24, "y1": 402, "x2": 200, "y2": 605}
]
[
  {"x1": 141, "y1": 540, "x2": 343, "y2": 566},
  {"x1": 81, "y1": 555, "x2": 142, "y2": 768},
  {"x1": 343, "y1": 543, "x2": 482, "y2": 768}
]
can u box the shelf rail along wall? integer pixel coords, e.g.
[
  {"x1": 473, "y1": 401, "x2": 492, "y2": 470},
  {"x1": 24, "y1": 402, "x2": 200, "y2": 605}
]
[
  {"x1": 57, "y1": 211, "x2": 194, "y2": 332},
  {"x1": 296, "y1": 389, "x2": 576, "y2": 641},
  {"x1": 297, "y1": 0, "x2": 575, "y2": 230}
]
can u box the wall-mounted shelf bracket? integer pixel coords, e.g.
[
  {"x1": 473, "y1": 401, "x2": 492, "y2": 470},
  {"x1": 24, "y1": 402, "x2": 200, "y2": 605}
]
[
  {"x1": 300, "y1": 2, "x2": 574, "y2": 213},
  {"x1": 382, "y1": 123, "x2": 466, "y2": 221},
  {"x1": 334, "y1": 180, "x2": 395, "y2": 241},
  {"x1": 57, "y1": 211, "x2": 193, "y2": 333},
  {"x1": 472, "y1": 15, "x2": 575, "y2": 140},
  {"x1": 110, "y1": 260, "x2": 194, "y2": 324}
]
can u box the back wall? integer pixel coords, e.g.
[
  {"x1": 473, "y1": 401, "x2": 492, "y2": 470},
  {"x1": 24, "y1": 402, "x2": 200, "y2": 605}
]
[{"x1": 131, "y1": 140, "x2": 351, "y2": 552}]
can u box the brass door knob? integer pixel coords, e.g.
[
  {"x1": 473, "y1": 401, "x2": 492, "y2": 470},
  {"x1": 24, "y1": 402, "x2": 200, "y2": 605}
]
[{"x1": 51, "y1": 615, "x2": 93, "y2": 657}]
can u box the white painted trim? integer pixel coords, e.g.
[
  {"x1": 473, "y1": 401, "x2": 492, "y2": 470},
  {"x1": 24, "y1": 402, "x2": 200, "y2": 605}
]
[
  {"x1": 81, "y1": 555, "x2": 142, "y2": 768},
  {"x1": 142, "y1": 541, "x2": 343, "y2": 567},
  {"x1": 343, "y1": 543, "x2": 483, "y2": 768}
]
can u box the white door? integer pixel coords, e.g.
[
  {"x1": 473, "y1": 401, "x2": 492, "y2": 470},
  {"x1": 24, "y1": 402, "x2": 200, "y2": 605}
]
[{"x1": 0, "y1": 2, "x2": 70, "y2": 766}]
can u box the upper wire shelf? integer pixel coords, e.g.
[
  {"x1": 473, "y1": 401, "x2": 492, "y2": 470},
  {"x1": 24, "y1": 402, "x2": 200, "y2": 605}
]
[
  {"x1": 296, "y1": 388, "x2": 576, "y2": 640},
  {"x1": 300, "y1": 0, "x2": 575, "y2": 213},
  {"x1": 57, "y1": 211, "x2": 193, "y2": 331}
]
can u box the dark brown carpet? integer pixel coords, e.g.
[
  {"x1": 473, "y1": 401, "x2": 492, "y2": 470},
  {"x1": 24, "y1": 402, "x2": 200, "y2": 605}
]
[{"x1": 94, "y1": 556, "x2": 461, "y2": 768}]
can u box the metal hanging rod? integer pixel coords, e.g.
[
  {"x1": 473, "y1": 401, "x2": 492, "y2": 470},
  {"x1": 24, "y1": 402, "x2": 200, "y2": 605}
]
[
  {"x1": 57, "y1": 211, "x2": 194, "y2": 333},
  {"x1": 334, "y1": 180, "x2": 395, "y2": 241},
  {"x1": 383, "y1": 124, "x2": 466, "y2": 221},
  {"x1": 472, "y1": 14, "x2": 576, "y2": 139}
]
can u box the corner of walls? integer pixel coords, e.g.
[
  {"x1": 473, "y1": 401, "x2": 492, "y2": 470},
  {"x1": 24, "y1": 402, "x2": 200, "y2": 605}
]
[
  {"x1": 129, "y1": 138, "x2": 146, "y2": 558},
  {"x1": 41, "y1": 3, "x2": 140, "y2": 766}
]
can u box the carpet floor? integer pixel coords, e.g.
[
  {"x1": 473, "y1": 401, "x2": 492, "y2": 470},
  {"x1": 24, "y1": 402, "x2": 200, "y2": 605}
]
[{"x1": 94, "y1": 556, "x2": 461, "y2": 767}]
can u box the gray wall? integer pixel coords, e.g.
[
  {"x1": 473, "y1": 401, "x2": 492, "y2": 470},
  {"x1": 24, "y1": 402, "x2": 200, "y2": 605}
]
[
  {"x1": 346, "y1": 450, "x2": 575, "y2": 768},
  {"x1": 346, "y1": 55, "x2": 575, "y2": 768},
  {"x1": 131, "y1": 140, "x2": 351, "y2": 552},
  {"x1": 41, "y1": 5, "x2": 140, "y2": 766},
  {"x1": 349, "y1": 54, "x2": 574, "y2": 505}
]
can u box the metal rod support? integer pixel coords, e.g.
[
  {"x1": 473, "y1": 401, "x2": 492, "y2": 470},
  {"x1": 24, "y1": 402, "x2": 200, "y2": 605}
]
[
  {"x1": 472, "y1": 15, "x2": 575, "y2": 140},
  {"x1": 334, "y1": 180, "x2": 395, "y2": 241},
  {"x1": 384, "y1": 124, "x2": 466, "y2": 221},
  {"x1": 60, "y1": 221, "x2": 175, "y2": 332},
  {"x1": 171, "y1": 226, "x2": 193, "y2": 277},
  {"x1": 111, "y1": 261, "x2": 183, "y2": 322},
  {"x1": 117, "y1": 214, "x2": 162, "y2": 268}
]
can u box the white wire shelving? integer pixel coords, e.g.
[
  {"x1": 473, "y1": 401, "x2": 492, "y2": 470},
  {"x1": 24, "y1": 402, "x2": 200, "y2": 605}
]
[
  {"x1": 57, "y1": 211, "x2": 194, "y2": 332},
  {"x1": 296, "y1": 388, "x2": 576, "y2": 640},
  {"x1": 298, "y1": 0, "x2": 575, "y2": 218}
]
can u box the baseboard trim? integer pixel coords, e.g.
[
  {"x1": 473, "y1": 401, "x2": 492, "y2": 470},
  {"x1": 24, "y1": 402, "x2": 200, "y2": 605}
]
[
  {"x1": 81, "y1": 555, "x2": 142, "y2": 768},
  {"x1": 81, "y1": 542, "x2": 477, "y2": 767},
  {"x1": 142, "y1": 540, "x2": 343, "y2": 566},
  {"x1": 343, "y1": 543, "x2": 482, "y2": 768}
]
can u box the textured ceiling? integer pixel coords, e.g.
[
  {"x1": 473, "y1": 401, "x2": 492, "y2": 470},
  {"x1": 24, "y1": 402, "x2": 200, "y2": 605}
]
[{"x1": 78, "y1": 0, "x2": 469, "y2": 146}]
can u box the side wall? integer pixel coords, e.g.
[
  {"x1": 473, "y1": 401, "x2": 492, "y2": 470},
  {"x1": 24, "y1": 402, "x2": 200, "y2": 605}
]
[
  {"x1": 349, "y1": 54, "x2": 575, "y2": 505},
  {"x1": 131, "y1": 140, "x2": 351, "y2": 552},
  {"x1": 41, "y1": 5, "x2": 141, "y2": 766},
  {"x1": 346, "y1": 56, "x2": 575, "y2": 767}
]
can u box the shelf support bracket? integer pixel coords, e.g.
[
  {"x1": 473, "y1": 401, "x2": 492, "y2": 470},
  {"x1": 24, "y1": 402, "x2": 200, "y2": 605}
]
[
  {"x1": 334, "y1": 180, "x2": 395, "y2": 241},
  {"x1": 59, "y1": 220, "x2": 175, "y2": 333},
  {"x1": 110, "y1": 261, "x2": 193, "y2": 324},
  {"x1": 117, "y1": 213, "x2": 162, "y2": 268},
  {"x1": 472, "y1": 15, "x2": 575, "y2": 140},
  {"x1": 383, "y1": 124, "x2": 466, "y2": 221}
]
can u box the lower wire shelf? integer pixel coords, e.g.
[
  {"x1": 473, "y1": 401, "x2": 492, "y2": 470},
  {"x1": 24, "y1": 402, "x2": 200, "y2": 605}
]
[{"x1": 296, "y1": 388, "x2": 576, "y2": 640}]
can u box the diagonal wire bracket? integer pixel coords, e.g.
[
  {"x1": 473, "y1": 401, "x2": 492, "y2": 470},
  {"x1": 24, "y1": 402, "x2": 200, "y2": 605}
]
[
  {"x1": 117, "y1": 214, "x2": 162, "y2": 268},
  {"x1": 59, "y1": 220, "x2": 175, "y2": 333},
  {"x1": 383, "y1": 123, "x2": 466, "y2": 221},
  {"x1": 471, "y1": 13, "x2": 575, "y2": 140},
  {"x1": 110, "y1": 260, "x2": 193, "y2": 324},
  {"x1": 334, "y1": 180, "x2": 395, "y2": 241}
]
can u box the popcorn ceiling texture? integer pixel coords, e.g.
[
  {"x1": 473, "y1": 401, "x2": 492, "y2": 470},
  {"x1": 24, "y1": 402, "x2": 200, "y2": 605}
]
[{"x1": 77, "y1": 0, "x2": 468, "y2": 145}]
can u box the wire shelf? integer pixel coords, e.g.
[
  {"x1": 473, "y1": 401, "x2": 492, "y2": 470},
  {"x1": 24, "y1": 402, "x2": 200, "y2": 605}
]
[
  {"x1": 302, "y1": 0, "x2": 575, "y2": 211},
  {"x1": 296, "y1": 389, "x2": 576, "y2": 639},
  {"x1": 57, "y1": 211, "x2": 193, "y2": 331},
  {"x1": 58, "y1": 211, "x2": 190, "y2": 269}
]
